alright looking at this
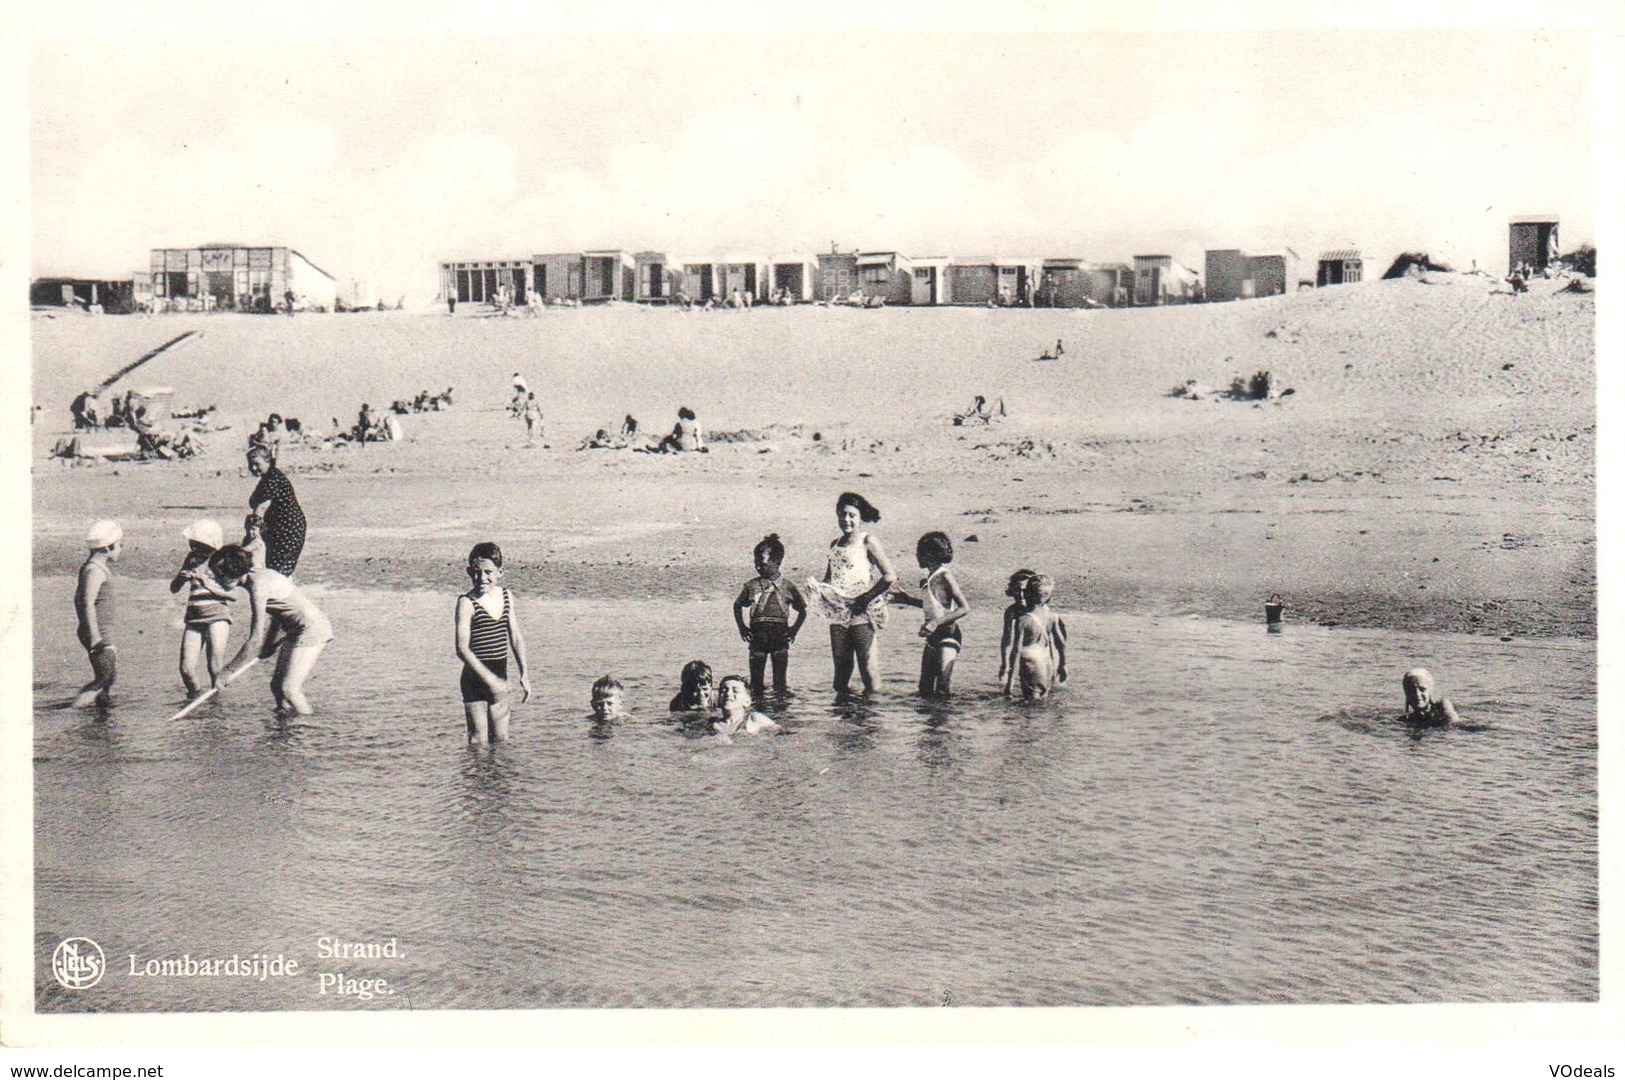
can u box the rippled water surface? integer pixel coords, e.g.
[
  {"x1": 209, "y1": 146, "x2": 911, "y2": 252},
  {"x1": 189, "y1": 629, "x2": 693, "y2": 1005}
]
[{"x1": 33, "y1": 580, "x2": 1596, "y2": 1009}]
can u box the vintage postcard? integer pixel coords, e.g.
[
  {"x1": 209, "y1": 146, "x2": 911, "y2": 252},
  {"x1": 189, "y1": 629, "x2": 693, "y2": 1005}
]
[{"x1": 3, "y1": 1, "x2": 1619, "y2": 1073}]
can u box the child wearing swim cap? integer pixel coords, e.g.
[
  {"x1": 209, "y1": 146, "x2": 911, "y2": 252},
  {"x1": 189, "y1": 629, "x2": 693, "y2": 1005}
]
[
  {"x1": 73, "y1": 520, "x2": 123, "y2": 707},
  {"x1": 170, "y1": 520, "x2": 237, "y2": 697}
]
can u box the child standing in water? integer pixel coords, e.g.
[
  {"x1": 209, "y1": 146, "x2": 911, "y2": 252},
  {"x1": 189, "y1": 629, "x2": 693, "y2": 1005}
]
[
  {"x1": 714, "y1": 676, "x2": 780, "y2": 742},
  {"x1": 73, "y1": 520, "x2": 122, "y2": 708},
  {"x1": 455, "y1": 542, "x2": 531, "y2": 744},
  {"x1": 889, "y1": 531, "x2": 971, "y2": 697},
  {"x1": 806, "y1": 492, "x2": 897, "y2": 698},
  {"x1": 1004, "y1": 574, "x2": 1068, "y2": 700},
  {"x1": 170, "y1": 519, "x2": 236, "y2": 697},
  {"x1": 996, "y1": 569, "x2": 1036, "y2": 686},
  {"x1": 733, "y1": 533, "x2": 808, "y2": 697}
]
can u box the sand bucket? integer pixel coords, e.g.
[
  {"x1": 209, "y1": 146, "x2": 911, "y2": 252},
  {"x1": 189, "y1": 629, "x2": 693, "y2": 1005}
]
[{"x1": 1265, "y1": 594, "x2": 1285, "y2": 625}]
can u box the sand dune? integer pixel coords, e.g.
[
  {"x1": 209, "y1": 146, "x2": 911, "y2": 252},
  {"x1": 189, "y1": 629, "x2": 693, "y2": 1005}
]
[{"x1": 31, "y1": 272, "x2": 1594, "y2": 639}]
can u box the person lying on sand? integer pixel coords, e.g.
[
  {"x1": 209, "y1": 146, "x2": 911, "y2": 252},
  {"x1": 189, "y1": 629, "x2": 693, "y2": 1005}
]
[{"x1": 1402, "y1": 668, "x2": 1459, "y2": 727}]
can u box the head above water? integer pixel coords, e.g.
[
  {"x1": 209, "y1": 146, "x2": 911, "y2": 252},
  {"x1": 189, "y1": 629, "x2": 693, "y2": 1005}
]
[
  {"x1": 1402, "y1": 668, "x2": 1438, "y2": 711},
  {"x1": 835, "y1": 491, "x2": 881, "y2": 525},
  {"x1": 591, "y1": 675, "x2": 626, "y2": 718},
  {"x1": 916, "y1": 531, "x2": 952, "y2": 567},
  {"x1": 717, "y1": 675, "x2": 753, "y2": 710},
  {"x1": 679, "y1": 660, "x2": 715, "y2": 695}
]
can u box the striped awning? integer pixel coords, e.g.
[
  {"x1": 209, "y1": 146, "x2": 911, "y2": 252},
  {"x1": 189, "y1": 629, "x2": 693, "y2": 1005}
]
[{"x1": 1319, "y1": 249, "x2": 1362, "y2": 261}]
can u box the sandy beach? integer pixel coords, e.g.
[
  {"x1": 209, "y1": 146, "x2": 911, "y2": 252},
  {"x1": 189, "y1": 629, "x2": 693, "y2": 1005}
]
[{"x1": 31, "y1": 270, "x2": 1594, "y2": 640}]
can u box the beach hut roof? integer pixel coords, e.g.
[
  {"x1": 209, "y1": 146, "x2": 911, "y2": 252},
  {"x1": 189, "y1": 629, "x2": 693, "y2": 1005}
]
[
  {"x1": 1319, "y1": 249, "x2": 1362, "y2": 261},
  {"x1": 1510, "y1": 214, "x2": 1560, "y2": 224}
]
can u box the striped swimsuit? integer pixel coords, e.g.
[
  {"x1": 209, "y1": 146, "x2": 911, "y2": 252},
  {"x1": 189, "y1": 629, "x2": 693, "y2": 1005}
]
[{"x1": 461, "y1": 589, "x2": 512, "y2": 703}]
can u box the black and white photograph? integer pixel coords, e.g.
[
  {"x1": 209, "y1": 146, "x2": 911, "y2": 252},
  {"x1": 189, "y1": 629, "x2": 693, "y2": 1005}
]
[{"x1": 3, "y1": 1, "x2": 1618, "y2": 1071}]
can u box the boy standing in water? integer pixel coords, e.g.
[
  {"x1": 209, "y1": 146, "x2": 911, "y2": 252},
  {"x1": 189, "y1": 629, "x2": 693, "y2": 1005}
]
[
  {"x1": 73, "y1": 520, "x2": 123, "y2": 707},
  {"x1": 996, "y1": 569, "x2": 1036, "y2": 686},
  {"x1": 1004, "y1": 574, "x2": 1068, "y2": 700},
  {"x1": 1402, "y1": 668, "x2": 1460, "y2": 727},
  {"x1": 733, "y1": 533, "x2": 807, "y2": 697}
]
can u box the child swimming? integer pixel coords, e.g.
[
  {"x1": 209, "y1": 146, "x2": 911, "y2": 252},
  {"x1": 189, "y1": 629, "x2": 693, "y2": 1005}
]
[
  {"x1": 996, "y1": 569, "x2": 1036, "y2": 686},
  {"x1": 454, "y1": 542, "x2": 532, "y2": 744},
  {"x1": 72, "y1": 519, "x2": 122, "y2": 708},
  {"x1": 169, "y1": 519, "x2": 235, "y2": 697},
  {"x1": 714, "y1": 676, "x2": 780, "y2": 742},
  {"x1": 733, "y1": 533, "x2": 808, "y2": 697},
  {"x1": 1402, "y1": 668, "x2": 1460, "y2": 727},
  {"x1": 209, "y1": 544, "x2": 333, "y2": 716},
  {"x1": 591, "y1": 676, "x2": 631, "y2": 722},
  {"x1": 889, "y1": 531, "x2": 970, "y2": 697},
  {"x1": 669, "y1": 660, "x2": 718, "y2": 713},
  {"x1": 1004, "y1": 574, "x2": 1068, "y2": 700}
]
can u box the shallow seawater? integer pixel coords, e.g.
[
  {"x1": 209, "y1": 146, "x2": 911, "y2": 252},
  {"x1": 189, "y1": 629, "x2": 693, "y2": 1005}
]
[{"x1": 33, "y1": 579, "x2": 1596, "y2": 1009}]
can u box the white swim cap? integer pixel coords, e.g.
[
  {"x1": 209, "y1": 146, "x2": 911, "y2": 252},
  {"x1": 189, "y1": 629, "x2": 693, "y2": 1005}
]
[
  {"x1": 183, "y1": 519, "x2": 224, "y2": 549},
  {"x1": 86, "y1": 519, "x2": 123, "y2": 549}
]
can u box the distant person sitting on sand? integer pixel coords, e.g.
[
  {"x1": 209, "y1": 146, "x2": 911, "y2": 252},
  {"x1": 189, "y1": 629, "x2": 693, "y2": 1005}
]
[
  {"x1": 1004, "y1": 574, "x2": 1067, "y2": 700},
  {"x1": 669, "y1": 659, "x2": 718, "y2": 714},
  {"x1": 590, "y1": 676, "x2": 630, "y2": 723},
  {"x1": 620, "y1": 414, "x2": 638, "y2": 439},
  {"x1": 656, "y1": 407, "x2": 706, "y2": 453},
  {"x1": 713, "y1": 677, "x2": 779, "y2": 743},
  {"x1": 71, "y1": 390, "x2": 99, "y2": 430},
  {"x1": 1402, "y1": 668, "x2": 1459, "y2": 727}
]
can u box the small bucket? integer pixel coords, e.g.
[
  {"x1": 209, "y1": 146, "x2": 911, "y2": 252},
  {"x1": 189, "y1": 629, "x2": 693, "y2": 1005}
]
[{"x1": 1265, "y1": 594, "x2": 1285, "y2": 625}]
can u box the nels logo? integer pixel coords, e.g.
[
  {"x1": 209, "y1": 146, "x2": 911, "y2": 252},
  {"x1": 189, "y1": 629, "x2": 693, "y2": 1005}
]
[{"x1": 51, "y1": 937, "x2": 106, "y2": 990}]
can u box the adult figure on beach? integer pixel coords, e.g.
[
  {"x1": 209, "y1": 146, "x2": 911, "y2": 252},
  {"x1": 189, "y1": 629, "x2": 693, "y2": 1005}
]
[
  {"x1": 806, "y1": 491, "x2": 897, "y2": 698},
  {"x1": 245, "y1": 444, "x2": 307, "y2": 577},
  {"x1": 209, "y1": 544, "x2": 332, "y2": 716},
  {"x1": 657, "y1": 407, "x2": 705, "y2": 453}
]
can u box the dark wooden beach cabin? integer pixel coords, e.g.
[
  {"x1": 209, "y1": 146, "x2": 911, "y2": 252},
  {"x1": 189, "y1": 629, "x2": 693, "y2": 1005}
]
[
  {"x1": 30, "y1": 277, "x2": 136, "y2": 313},
  {"x1": 582, "y1": 250, "x2": 635, "y2": 302},
  {"x1": 1204, "y1": 249, "x2": 1247, "y2": 302},
  {"x1": 1316, "y1": 249, "x2": 1363, "y2": 287},
  {"x1": 151, "y1": 245, "x2": 335, "y2": 312},
  {"x1": 1508, "y1": 215, "x2": 1560, "y2": 274},
  {"x1": 1040, "y1": 258, "x2": 1105, "y2": 308},
  {"x1": 815, "y1": 251, "x2": 859, "y2": 303},
  {"x1": 768, "y1": 255, "x2": 818, "y2": 302},
  {"x1": 1244, "y1": 251, "x2": 1297, "y2": 298},
  {"x1": 948, "y1": 257, "x2": 997, "y2": 306},
  {"x1": 856, "y1": 252, "x2": 914, "y2": 305},
  {"x1": 1132, "y1": 255, "x2": 1199, "y2": 305},
  {"x1": 441, "y1": 258, "x2": 532, "y2": 307}
]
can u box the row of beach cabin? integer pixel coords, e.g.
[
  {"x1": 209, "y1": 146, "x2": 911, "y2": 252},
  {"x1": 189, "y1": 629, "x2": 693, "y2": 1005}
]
[{"x1": 438, "y1": 248, "x2": 1360, "y2": 310}]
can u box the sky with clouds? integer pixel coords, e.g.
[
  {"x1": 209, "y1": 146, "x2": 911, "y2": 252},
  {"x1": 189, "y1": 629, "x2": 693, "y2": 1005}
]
[{"x1": 30, "y1": 28, "x2": 1597, "y2": 301}]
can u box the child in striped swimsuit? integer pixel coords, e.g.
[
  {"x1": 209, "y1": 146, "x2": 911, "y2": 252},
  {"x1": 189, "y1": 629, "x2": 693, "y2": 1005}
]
[
  {"x1": 455, "y1": 542, "x2": 532, "y2": 744},
  {"x1": 169, "y1": 519, "x2": 236, "y2": 697}
]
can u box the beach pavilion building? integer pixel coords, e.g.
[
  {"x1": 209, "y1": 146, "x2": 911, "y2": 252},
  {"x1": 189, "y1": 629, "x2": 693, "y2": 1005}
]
[
  {"x1": 150, "y1": 244, "x2": 336, "y2": 312},
  {"x1": 1315, "y1": 249, "x2": 1364, "y2": 287},
  {"x1": 1508, "y1": 215, "x2": 1560, "y2": 274},
  {"x1": 1131, "y1": 255, "x2": 1200, "y2": 305},
  {"x1": 441, "y1": 258, "x2": 533, "y2": 306},
  {"x1": 30, "y1": 276, "x2": 137, "y2": 313}
]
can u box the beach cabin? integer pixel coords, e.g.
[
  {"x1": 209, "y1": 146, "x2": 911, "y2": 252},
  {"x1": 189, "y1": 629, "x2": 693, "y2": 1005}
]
[
  {"x1": 1090, "y1": 263, "x2": 1134, "y2": 307},
  {"x1": 855, "y1": 252, "x2": 914, "y2": 305},
  {"x1": 30, "y1": 277, "x2": 136, "y2": 313},
  {"x1": 1244, "y1": 251, "x2": 1298, "y2": 298},
  {"x1": 634, "y1": 252, "x2": 674, "y2": 303},
  {"x1": 1316, "y1": 250, "x2": 1363, "y2": 287},
  {"x1": 714, "y1": 256, "x2": 769, "y2": 304},
  {"x1": 582, "y1": 250, "x2": 635, "y2": 302},
  {"x1": 1204, "y1": 249, "x2": 1247, "y2": 302},
  {"x1": 151, "y1": 245, "x2": 336, "y2": 312},
  {"x1": 533, "y1": 252, "x2": 585, "y2": 303},
  {"x1": 441, "y1": 259, "x2": 532, "y2": 307},
  {"x1": 1509, "y1": 215, "x2": 1560, "y2": 274},
  {"x1": 995, "y1": 259, "x2": 1041, "y2": 306},
  {"x1": 768, "y1": 255, "x2": 818, "y2": 302},
  {"x1": 908, "y1": 257, "x2": 952, "y2": 306},
  {"x1": 815, "y1": 251, "x2": 859, "y2": 303},
  {"x1": 948, "y1": 258, "x2": 997, "y2": 306},
  {"x1": 1040, "y1": 258, "x2": 1104, "y2": 308},
  {"x1": 1132, "y1": 255, "x2": 1199, "y2": 306}
]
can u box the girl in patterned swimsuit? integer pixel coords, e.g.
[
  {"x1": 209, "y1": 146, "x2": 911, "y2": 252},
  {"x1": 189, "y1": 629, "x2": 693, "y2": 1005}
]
[
  {"x1": 455, "y1": 542, "x2": 531, "y2": 744},
  {"x1": 805, "y1": 492, "x2": 897, "y2": 698}
]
